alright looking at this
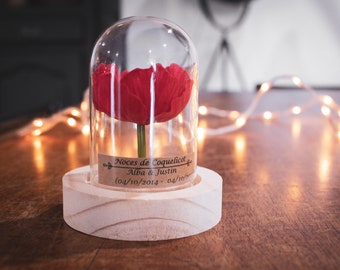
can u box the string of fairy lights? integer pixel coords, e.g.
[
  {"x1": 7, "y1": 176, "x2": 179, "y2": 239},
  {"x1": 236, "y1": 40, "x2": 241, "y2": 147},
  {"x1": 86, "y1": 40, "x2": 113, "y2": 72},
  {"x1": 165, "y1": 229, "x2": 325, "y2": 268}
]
[
  {"x1": 15, "y1": 75, "x2": 340, "y2": 139},
  {"x1": 16, "y1": 90, "x2": 90, "y2": 137},
  {"x1": 198, "y1": 75, "x2": 340, "y2": 138}
]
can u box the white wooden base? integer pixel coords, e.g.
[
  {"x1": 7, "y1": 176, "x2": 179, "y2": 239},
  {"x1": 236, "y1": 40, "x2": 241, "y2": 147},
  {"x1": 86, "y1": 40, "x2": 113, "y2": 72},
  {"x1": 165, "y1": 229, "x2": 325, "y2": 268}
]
[{"x1": 63, "y1": 166, "x2": 222, "y2": 241}]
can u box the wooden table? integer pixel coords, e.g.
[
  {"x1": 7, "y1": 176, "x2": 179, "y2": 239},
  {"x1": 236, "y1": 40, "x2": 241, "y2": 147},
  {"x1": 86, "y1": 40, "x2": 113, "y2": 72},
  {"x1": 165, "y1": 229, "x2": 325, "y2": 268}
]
[{"x1": 1, "y1": 90, "x2": 339, "y2": 269}]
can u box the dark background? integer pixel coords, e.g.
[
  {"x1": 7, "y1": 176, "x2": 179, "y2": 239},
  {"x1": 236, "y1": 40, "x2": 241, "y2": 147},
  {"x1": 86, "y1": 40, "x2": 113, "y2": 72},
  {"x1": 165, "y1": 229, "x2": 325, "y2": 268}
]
[{"x1": 0, "y1": 0, "x2": 120, "y2": 121}]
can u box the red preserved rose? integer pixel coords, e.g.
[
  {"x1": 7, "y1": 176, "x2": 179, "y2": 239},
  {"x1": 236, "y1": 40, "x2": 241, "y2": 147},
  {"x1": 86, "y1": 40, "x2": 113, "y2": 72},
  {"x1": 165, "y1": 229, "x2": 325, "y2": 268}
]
[{"x1": 92, "y1": 63, "x2": 193, "y2": 125}]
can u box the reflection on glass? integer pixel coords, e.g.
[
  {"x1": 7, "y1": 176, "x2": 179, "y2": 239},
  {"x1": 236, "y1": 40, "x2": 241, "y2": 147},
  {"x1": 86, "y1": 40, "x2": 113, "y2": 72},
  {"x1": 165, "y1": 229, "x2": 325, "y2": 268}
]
[
  {"x1": 67, "y1": 140, "x2": 76, "y2": 155},
  {"x1": 318, "y1": 157, "x2": 330, "y2": 183},
  {"x1": 198, "y1": 119, "x2": 207, "y2": 151},
  {"x1": 318, "y1": 128, "x2": 332, "y2": 183},
  {"x1": 234, "y1": 134, "x2": 246, "y2": 163},
  {"x1": 67, "y1": 139, "x2": 80, "y2": 169},
  {"x1": 33, "y1": 137, "x2": 45, "y2": 175},
  {"x1": 291, "y1": 119, "x2": 301, "y2": 139},
  {"x1": 287, "y1": 176, "x2": 301, "y2": 202},
  {"x1": 257, "y1": 167, "x2": 269, "y2": 185}
]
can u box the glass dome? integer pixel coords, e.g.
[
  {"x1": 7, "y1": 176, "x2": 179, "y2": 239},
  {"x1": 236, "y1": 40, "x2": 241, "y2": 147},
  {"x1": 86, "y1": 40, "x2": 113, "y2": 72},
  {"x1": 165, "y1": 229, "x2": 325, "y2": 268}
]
[{"x1": 89, "y1": 16, "x2": 198, "y2": 191}]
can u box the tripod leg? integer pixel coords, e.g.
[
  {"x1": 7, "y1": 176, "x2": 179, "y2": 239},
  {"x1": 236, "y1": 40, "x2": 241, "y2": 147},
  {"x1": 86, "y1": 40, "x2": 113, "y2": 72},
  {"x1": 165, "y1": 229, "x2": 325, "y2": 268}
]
[
  {"x1": 224, "y1": 40, "x2": 247, "y2": 90},
  {"x1": 221, "y1": 38, "x2": 229, "y2": 90},
  {"x1": 201, "y1": 38, "x2": 224, "y2": 90}
]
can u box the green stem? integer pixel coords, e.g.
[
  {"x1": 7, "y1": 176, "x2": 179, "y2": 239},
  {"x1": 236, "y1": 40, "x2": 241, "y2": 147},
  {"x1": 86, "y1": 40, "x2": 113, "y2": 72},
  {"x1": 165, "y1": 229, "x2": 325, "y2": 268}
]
[{"x1": 137, "y1": 124, "x2": 146, "y2": 158}]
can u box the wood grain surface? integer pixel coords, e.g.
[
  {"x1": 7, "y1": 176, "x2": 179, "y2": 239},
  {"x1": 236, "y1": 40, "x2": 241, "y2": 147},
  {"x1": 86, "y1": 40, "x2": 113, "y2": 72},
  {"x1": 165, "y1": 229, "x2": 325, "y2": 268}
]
[{"x1": 0, "y1": 90, "x2": 339, "y2": 269}]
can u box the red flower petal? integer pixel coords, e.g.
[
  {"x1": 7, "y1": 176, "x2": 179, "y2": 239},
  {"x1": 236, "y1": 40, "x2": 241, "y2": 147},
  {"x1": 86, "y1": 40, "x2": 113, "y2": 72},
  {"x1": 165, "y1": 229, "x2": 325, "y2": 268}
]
[
  {"x1": 92, "y1": 63, "x2": 193, "y2": 125},
  {"x1": 92, "y1": 63, "x2": 119, "y2": 117}
]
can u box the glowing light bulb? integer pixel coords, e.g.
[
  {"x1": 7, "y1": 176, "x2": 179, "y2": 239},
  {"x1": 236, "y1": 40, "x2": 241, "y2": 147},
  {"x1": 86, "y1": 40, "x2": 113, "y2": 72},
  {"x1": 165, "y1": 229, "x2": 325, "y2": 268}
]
[
  {"x1": 198, "y1": 106, "x2": 208, "y2": 115},
  {"x1": 321, "y1": 106, "x2": 331, "y2": 116},
  {"x1": 322, "y1": 95, "x2": 333, "y2": 105},
  {"x1": 235, "y1": 117, "x2": 246, "y2": 128},
  {"x1": 291, "y1": 106, "x2": 302, "y2": 115},
  {"x1": 32, "y1": 129, "x2": 42, "y2": 136},
  {"x1": 33, "y1": 119, "x2": 43, "y2": 127},
  {"x1": 67, "y1": 117, "x2": 77, "y2": 127},
  {"x1": 82, "y1": 125, "x2": 90, "y2": 135},
  {"x1": 230, "y1": 110, "x2": 240, "y2": 119},
  {"x1": 292, "y1": 76, "x2": 302, "y2": 87},
  {"x1": 71, "y1": 109, "x2": 81, "y2": 117},
  {"x1": 263, "y1": 111, "x2": 273, "y2": 120},
  {"x1": 259, "y1": 82, "x2": 270, "y2": 93}
]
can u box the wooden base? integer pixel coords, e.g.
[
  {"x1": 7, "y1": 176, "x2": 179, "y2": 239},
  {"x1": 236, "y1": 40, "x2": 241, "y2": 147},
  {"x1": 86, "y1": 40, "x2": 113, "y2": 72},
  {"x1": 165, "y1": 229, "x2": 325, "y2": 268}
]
[{"x1": 63, "y1": 166, "x2": 222, "y2": 241}]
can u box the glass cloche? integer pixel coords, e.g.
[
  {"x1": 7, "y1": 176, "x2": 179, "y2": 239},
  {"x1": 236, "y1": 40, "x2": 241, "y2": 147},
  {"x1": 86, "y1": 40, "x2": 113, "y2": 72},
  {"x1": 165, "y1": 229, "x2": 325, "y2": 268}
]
[{"x1": 89, "y1": 16, "x2": 198, "y2": 191}]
